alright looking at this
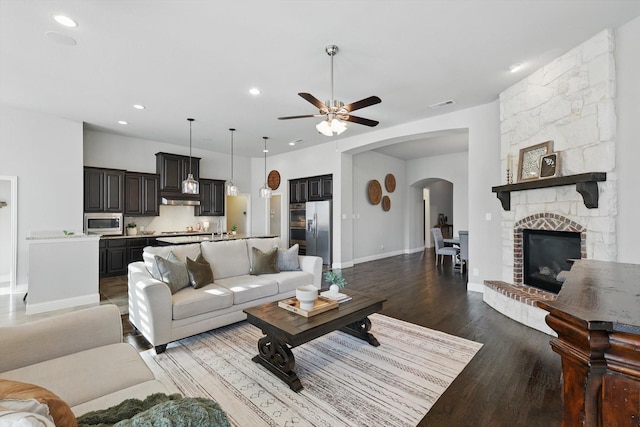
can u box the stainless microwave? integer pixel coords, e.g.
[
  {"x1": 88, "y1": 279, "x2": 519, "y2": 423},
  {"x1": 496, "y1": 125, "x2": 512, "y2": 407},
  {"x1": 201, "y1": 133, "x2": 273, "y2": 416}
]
[{"x1": 84, "y1": 212, "x2": 123, "y2": 235}]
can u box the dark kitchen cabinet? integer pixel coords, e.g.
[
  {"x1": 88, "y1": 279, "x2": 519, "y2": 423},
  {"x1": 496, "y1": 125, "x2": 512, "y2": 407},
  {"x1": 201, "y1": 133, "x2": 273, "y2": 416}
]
[
  {"x1": 84, "y1": 167, "x2": 125, "y2": 212},
  {"x1": 290, "y1": 179, "x2": 308, "y2": 203},
  {"x1": 308, "y1": 175, "x2": 332, "y2": 201},
  {"x1": 105, "y1": 239, "x2": 127, "y2": 277},
  {"x1": 126, "y1": 237, "x2": 149, "y2": 263},
  {"x1": 155, "y1": 152, "x2": 200, "y2": 194},
  {"x1": 125, "y1": 172, "x2": 160, "y2": 216},
  {"x1": 196, "y1": 179, "x2": 225, "y2": 216}
]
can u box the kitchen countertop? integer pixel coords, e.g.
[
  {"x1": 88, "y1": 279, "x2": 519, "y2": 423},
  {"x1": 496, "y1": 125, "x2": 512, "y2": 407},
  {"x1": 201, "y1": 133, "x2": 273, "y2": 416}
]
[
  {"x1": 156, "y1": 234, "x2": 277, "y2": 244},
  {"x1": 99, "y1": 231, "x2": 213, "y2": 240}
]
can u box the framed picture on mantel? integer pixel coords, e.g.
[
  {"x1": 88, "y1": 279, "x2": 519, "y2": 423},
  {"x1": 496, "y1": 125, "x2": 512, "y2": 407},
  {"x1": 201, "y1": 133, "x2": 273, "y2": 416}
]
[
  {"x1": 539, "y1": 152, "x2": 560, "y2": 179},
  {"x1": 518, "y1": 141, "x2": 553, "y2": 182}
]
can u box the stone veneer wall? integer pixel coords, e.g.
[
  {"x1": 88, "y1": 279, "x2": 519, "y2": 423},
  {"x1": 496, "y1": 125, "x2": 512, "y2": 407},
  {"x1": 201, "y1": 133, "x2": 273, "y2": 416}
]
[{"x1": 499, "y1": 29, "x2": 618, "y2": 282}]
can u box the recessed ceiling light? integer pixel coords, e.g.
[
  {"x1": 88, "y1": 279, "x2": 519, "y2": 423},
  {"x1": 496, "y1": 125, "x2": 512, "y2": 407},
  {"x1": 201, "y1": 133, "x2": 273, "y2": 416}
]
[
  {"x1": 249, "y1": 88, "x2": 261, "y2": 96},
  {"x1": 132, "y1": 104, "x2": 145, "y2": 110},
  {"x1": 53, "y1": 15, "x2": 77, "y2": 27},
  {"x1": 118, "y1": 120, "x2": 128, "y2": 125},
  {"x1": 508, "y1": 62, "x2": 524, "y2": 73}
]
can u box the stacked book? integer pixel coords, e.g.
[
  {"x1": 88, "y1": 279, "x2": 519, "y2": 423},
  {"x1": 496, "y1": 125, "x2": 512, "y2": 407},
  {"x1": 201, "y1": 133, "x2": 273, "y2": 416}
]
[{"x1": 320, "y1": 290, "x2": 352, "y2": 303}]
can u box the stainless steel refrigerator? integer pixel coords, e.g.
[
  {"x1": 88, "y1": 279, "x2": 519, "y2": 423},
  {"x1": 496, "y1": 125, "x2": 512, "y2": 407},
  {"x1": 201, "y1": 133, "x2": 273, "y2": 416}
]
[{"x1": 306, "y1": 200, "x2": 332, "y2": 265}]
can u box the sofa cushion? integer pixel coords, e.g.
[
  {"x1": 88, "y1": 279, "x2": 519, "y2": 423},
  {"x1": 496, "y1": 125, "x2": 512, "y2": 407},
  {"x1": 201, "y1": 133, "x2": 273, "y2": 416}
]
[
  {"x1": 0, "y1": 379, "x2": 77, "y2": 427},
  {"x1": 143, "y1": 243, "x2": 201, "y2": 279},
  {"x1": 0, "y1": 344, "x2": 155, "y2": 409},
  {"x1": 186, "y1": 254, "x2": 213, "y2": 289},
  {"x1": 214, "y1": 275, "x2": 278, "y2": 304},
  {"x1": 276, "y1": 244, "x2": 300, "y2": 271},
  {"x1": 266, "y1": 271, "x2": 315, "y2": 293},
  {"x1": 171, "y1": 284, "x2": 234, "y2": 320},
  {"x1": 155, "y1": 252, "x2": 190, "y2": 294},
  {"x1": 250, "y1": 247, "x2": 279, "y2": 275},
  {"x1": 200, "y1": 240, "x2": 250, "y2": 279},
  {"x1": 246, "y1": 237, "x2": 284, "y2": 268}
]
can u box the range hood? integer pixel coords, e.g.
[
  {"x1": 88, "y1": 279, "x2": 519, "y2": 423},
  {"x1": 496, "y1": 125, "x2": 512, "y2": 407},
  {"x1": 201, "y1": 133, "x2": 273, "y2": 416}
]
[{"x1": 161, "y1": 195, "x2": 200, "y2": 206}]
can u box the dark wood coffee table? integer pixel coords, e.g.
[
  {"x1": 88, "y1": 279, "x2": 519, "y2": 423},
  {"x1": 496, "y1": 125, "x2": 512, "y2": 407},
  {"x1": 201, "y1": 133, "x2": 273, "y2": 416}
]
[{"x1": 243, "y1": 289, "x2": 386, "y2": 391}]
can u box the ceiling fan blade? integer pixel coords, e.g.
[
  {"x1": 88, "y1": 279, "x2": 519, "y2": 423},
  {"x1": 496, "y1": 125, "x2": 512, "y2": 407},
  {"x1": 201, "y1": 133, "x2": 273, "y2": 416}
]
[
  {"x1": 298, "y1": 93, "x2": 327, "y2": 110},
  {"x1": 278, "y1": 114, "x2": 322, "y2": 120},
  {"x1": 343, "y1": 115, "x2": 379, "y2": 127},
  {"x1": 344, "y1": 96, "x2": 382, "y2": 112}
]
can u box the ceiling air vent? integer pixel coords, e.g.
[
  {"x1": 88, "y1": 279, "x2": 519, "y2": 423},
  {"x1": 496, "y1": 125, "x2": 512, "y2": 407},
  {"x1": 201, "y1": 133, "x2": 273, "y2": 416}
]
[{"x1": 429, "y1": 99, "x2": 456, "y2": 109}]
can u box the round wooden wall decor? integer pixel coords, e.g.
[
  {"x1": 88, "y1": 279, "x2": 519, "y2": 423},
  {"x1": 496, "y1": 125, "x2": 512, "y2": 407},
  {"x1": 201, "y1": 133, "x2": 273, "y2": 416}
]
[
  {"x1": 382, "y1": 195, "x2": 391, "y2": 211},
  {"x1": 385, "y1": 173, "x2": 396, "y2": 193},
  {"x1": 368, "y1": 180, "x2": 382, "y2": 205},
  {"x1": 267, "y1": 170, "x2": 281, "y2": 190}
]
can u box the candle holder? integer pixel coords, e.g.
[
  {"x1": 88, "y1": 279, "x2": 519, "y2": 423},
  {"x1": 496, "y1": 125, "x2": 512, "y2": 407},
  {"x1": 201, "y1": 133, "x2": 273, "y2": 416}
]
[{"x1": 506, "y1": 168, "x2": 513, "y2": 184}]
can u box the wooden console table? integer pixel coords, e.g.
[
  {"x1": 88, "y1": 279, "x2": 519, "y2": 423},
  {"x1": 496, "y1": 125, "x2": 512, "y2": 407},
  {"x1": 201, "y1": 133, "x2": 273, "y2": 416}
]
[{"x1": 537, "y1": 260, "x2": 640, "y2": 427}]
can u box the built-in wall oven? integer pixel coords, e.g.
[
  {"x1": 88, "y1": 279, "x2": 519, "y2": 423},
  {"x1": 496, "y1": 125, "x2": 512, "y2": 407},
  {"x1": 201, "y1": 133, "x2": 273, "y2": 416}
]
[
  {"x1": 84, "y1": 212, "x2": 123, "y2": 236},
  {"x1": 289, "y1": 203, "x2": 306, "y2": 255}
]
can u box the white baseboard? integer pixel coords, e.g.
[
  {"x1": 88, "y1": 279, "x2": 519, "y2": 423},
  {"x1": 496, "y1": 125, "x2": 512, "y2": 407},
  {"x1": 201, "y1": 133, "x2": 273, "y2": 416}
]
[
  {"x1": 405, "y1": 247, "x2": 426, "y2": 254},
  {"x1": 332, "y1": 260, "x2": 354, "y2": 269},
  {"x1": 353, "y1": 249, "x2": 405, "y2": 265},
  {"x1": 26, "y1": 293, "x2": 100, "y2": 315},
  {"x1": 466, "y1": 281, "x2": 485, "y2": 293}
]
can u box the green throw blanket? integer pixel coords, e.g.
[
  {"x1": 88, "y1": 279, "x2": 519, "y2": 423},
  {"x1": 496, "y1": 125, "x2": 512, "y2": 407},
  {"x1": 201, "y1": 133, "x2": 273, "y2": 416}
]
[{"x1": 77, "y1": 393, "x2": 230, "y2": 427}]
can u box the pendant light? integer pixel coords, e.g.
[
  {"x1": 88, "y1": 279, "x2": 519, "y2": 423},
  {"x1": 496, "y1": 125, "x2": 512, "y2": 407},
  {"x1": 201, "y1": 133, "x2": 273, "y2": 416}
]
[
  {"x1": 225, "y1": 128, "x2": 238, "y2": 196},
  {"x1": 182, "y1": 118, "x2": 199, "y2": 194},
  {"x1": 259, "y1": 136, "x2": 272, "y2": 198}
]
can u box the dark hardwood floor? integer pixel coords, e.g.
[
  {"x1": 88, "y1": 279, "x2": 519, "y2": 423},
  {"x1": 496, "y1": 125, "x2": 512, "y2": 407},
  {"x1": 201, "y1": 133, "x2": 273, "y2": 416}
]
[{"x1": 101, "y1": 250, "x2": 563, "y2": 427}]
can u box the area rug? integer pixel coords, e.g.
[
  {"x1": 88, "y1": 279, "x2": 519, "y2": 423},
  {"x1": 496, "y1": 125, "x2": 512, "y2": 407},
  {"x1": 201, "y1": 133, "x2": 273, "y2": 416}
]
[{"x1": 141, "y1": 314, "x2": 482, "y2": 427}]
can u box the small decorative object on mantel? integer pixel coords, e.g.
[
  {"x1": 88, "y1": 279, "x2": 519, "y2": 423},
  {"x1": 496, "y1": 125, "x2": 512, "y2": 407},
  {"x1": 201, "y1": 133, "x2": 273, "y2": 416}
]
[
  {"x1": 506, "y1": 154, "x2": 514, "y2": 184},
  {"x1": 539, "y1": 152, "x2": 560, "y2": 179},
  {"x1": 267, "y1": 170, "x2": 281, "y2": 190},
  {"x1": 385, "y1": 173, "x2": 396, "y2": 192},
  {"x1": 382, "y1": 195, "x2": 391, "y2": 211},
  {"x1": 368, "y1": 179, "x2": 382, "y2": 205},
  {"x1": 518, "y1": 140, "x2": 553, "y2": 182}
]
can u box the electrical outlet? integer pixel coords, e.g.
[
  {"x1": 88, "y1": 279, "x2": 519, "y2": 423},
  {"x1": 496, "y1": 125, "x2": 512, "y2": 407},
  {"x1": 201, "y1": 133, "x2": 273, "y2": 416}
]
[
  {"x1": 473, "y1": 268, "x2": 479, "y2": 276},
  {"x1": 485, "y1": 213, "x2": 492, "y2": 221},
  {"x1": 381, "y1": 244, "x2": 384, "y2": 250}
]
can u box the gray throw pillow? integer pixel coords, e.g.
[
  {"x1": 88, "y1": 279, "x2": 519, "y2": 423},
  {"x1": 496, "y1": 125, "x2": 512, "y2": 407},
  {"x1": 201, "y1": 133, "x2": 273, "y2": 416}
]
[
  {"x1": 154, "y1": 251, "x2": 190, "y2": 294},
  {"x1": 250, "y1": 247, "x2": 280, "y2": 275},
  {"x1": 186, "y1": 253, "x2": 214, "y2": 289},
  {"x1": 276, "y1": 244, "x2": 300, "y2": 271}
]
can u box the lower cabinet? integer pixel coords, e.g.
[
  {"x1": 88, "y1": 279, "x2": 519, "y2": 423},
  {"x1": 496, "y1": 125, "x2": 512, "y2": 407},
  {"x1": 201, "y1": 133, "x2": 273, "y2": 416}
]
[{"x1": 100, "y1": 237, "x2": 157, "y2": 277}]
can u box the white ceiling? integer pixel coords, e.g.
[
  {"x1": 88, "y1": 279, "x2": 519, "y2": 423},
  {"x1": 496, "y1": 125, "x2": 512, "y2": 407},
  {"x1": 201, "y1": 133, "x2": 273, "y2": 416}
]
[{"x1": 2, "y1": 1, "x2": 639, "y2": 159}]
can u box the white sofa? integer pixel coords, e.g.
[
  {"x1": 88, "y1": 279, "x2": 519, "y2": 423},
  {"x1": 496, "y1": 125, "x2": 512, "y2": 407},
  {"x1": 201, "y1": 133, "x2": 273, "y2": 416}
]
[
  {"x1": 128, "y1": 237, "x2": 322, "y2": 353},
  {"x1": 0, "y1": 305, "x2": 168, "y2": 418}
]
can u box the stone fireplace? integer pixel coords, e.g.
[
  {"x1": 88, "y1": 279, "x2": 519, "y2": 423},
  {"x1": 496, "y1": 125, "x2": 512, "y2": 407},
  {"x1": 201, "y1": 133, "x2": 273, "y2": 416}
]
[{"x1": 483, "y1": 29, "x2": 618, "y2": 335}]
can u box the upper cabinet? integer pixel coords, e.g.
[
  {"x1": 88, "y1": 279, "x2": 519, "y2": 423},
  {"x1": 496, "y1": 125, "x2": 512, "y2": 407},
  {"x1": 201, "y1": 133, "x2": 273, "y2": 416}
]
[
  {"x1": 308, "y1": 175, "x2": 332, "y2": 201},
  {"x1": 84, "y1": 167, "x2": 124, "y2": 212},
  {"x1": 125, "y1": 172, "x2": 160, "y2": 216},
  {"x1": 290, "y1": 174, "x2": 332, "y2": 203},
  {"x1": 155, "y1": 152, "x2": 200, "y2": 194},
  {"x1": 196, "y1": 179, "x2": 225, "y2": 216},
  {"x1": 290, "y1": 179, "x2": 308, "y2": 204}
]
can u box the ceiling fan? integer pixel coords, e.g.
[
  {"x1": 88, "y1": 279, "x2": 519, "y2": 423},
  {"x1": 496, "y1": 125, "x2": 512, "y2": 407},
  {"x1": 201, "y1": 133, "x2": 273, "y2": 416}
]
[{"x1": 278, "y1": 45, "x2": 381, "y2": 136}]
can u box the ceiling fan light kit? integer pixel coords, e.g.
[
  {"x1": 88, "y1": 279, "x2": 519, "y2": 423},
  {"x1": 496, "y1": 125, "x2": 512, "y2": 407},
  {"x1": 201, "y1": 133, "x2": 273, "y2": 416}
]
[{"x1": 278, "y1": 44, "x2": 381, "y2": 136}]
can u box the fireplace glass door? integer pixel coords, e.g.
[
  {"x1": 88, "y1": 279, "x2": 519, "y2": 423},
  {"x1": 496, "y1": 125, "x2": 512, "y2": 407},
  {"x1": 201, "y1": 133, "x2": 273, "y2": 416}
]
[{"x1": 523, "y1": 229, "x2": 581, "y2": 293}]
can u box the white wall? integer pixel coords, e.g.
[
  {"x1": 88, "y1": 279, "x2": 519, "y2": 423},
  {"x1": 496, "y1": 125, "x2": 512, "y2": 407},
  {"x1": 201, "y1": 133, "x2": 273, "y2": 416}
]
[
  {"x1": 352, "y1": 151, "x2": 405, "y2": 262},
  {"x1": 0, "y1": 105, "x2": 83, "y2": 288},
  {"x1": 0, "y1": 180, "x2": 10, "y2": 283},
  {"x1": 616, "y1": 17, "x2": 640, "y2": 264}
]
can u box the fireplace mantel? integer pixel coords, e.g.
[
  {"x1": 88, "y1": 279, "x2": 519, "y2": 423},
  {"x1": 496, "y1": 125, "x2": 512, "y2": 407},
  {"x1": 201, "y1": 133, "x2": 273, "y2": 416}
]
[{"x1": 491, "y1": 172, "x2": 607, "y2": 211}]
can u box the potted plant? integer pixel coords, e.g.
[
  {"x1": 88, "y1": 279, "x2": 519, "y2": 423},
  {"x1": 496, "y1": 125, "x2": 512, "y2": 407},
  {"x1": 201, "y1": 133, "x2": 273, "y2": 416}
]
[
  {"x1": 126, "y1": 222, "x2": 137, "y2": 236},
  {"x1": 325, "y1": 269, "x2": 346, "y2": 294},
  {"x1": 230, "y1": 224, "x2": 237, "y2": 235}
]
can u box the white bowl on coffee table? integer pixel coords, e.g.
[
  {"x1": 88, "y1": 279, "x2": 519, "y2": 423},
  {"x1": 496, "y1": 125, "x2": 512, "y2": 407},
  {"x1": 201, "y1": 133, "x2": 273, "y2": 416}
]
[{"x1": 296, "y1": 285, "x2": 318, "y2": 311}]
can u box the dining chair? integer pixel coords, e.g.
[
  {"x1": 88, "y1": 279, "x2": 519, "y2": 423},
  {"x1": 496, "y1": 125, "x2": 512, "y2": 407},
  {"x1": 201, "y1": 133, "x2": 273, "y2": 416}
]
[
  {"x1": 431, "y1": 228, "x2": 459, "y2": 266},
  {"x1": 458, "y1": 230, "x2": 469, "y2": 273}
]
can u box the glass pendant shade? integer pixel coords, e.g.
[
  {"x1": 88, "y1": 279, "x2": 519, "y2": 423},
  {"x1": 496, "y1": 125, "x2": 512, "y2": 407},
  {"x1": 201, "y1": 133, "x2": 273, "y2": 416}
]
[
  {"x1": 182, "y1": 173, "x2": 199, "y2": 194},
  {"x1": 182, "y1": 118, "x2": 199, "y2": 194},
  {"x1": 226, "y1": 128, "x2": 238, "y2": 196},
  {"x1": 259, "y1": 136, "x2": 272, "y2": 198}
]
